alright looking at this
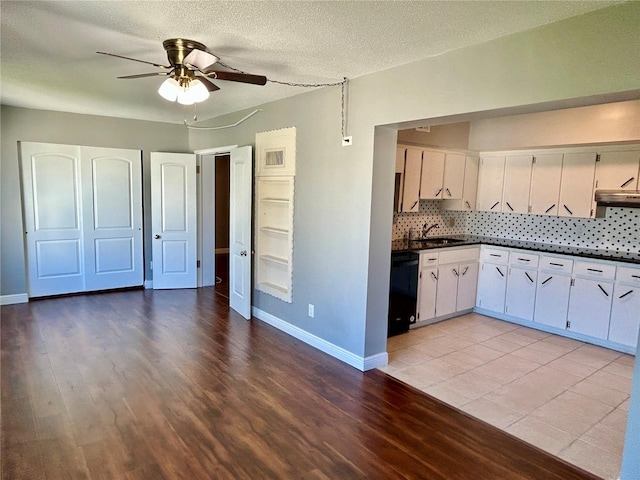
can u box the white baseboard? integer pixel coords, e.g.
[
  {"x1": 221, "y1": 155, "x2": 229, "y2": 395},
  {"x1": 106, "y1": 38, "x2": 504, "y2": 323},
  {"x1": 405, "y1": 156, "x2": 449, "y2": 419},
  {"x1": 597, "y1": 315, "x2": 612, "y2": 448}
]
[
  {"x1": 0, "y1": 293, "x2": 29, "y2": 305},
  {"x1": 252, "y1": 307, "x2": 388, "y2": 371},
  {"x1": 144, "y1": 280, "x2": 153, "y2": 289}
]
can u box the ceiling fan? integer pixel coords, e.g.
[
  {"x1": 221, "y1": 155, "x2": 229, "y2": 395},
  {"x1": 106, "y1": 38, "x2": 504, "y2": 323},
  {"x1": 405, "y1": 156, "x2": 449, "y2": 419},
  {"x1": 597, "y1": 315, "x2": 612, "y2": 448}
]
[{"x1": 97, "y1": 38, "x2": 267, "y2": 105}]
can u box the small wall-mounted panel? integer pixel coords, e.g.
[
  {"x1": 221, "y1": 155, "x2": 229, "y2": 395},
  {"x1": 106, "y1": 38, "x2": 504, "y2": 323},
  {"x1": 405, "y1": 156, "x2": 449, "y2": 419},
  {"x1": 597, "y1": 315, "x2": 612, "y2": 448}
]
[{"x1": 256, "y1": 127, "x2": 296, "y2": 176}]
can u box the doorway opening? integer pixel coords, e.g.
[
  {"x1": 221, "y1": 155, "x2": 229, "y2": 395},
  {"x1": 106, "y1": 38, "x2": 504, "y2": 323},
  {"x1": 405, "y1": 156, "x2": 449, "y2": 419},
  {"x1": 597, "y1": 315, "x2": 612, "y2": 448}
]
[{"x1": 214, "y1": 154, "x2": 230, "y2": 300}]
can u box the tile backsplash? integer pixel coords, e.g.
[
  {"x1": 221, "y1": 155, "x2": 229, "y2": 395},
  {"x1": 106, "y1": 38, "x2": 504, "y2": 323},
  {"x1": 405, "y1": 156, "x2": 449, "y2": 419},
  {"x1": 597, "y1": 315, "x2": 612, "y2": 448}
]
[{"x1": 393, "y1": 201, "x2": 640, "y2": 254}]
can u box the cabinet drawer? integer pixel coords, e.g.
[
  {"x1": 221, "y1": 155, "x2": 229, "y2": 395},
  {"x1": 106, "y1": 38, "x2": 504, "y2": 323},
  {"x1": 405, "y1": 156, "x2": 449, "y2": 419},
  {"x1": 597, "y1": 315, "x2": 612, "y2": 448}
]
[
  {"x1": 509, "y1": 250, "x2": 539, "y2": 268},
  {"x1": 439, "y1": 247, "x2": 480, "y2": 265},
  {"x1": 481, "y1": 247, "x2": 509, "y2": 265},
  {"x1": 539, "y1": 255, "x2": 573, "y2": 274},
  {"x1": 617, "y1": 266, "x2": 640, "y2": 286},
  {"x1": 574, "y1": 260, "x2": 616, "y2": 280},
  {"x1": 420, "y1": 252, "x2": 439, "y2": 267}
]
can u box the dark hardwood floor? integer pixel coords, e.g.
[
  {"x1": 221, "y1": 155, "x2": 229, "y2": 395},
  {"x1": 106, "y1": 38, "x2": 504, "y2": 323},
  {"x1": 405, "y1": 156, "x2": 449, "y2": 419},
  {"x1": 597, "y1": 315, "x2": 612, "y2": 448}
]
[{"x1": 1, "y1": 288, "x2": 599, "y2": 479}]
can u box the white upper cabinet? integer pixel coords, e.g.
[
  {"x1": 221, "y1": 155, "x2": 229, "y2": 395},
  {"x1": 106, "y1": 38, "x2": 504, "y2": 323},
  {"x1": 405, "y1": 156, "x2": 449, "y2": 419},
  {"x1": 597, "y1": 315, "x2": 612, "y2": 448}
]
[
  {"x1": 442, "y1": 153, "x2": 466, "y2": 200},
  {"x1": 401, "y1": 147, "x2": 422, "y2": 212},
  {"x1": 477, "y1": 155, "x2": 506, "y2": 212},
  {"x1": 594, "y1": 150, "x2": 640, "y2": 191},
  {"x1": 420, "y1": 150, "x2": 445, "y2": 199},
  {"x1": 443, "y1": 155, "x2": 479, "y2": 211},
  {"x1": 529, "y1": 153, "x2": 563, "y2": 216},
  {"x1": 558, "y1": 152, "x2": 597, "y2": 218},
  {"x1": 502, "y1": 154, "x2": 533, "y2": 214}
]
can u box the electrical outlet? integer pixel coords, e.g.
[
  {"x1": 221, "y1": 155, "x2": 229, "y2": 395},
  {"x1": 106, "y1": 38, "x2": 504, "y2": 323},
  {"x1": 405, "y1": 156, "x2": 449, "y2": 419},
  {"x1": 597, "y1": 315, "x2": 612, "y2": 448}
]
[
  {"x1": 308, "y1": 304, "x2": 315, "y2": 317},
  {"x1": 342, "y1": 136, "x2": 353, "y2": 147}
]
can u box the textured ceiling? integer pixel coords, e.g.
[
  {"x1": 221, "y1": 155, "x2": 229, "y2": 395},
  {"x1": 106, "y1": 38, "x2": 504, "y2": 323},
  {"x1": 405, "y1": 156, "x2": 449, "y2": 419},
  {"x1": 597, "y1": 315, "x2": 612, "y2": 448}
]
[{"x1": 0, "y1": 1, "x2": 622, "y2": 125}]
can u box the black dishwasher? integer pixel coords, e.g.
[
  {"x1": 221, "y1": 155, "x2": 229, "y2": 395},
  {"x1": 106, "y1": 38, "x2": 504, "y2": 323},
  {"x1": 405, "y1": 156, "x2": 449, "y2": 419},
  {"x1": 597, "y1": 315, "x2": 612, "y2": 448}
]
[{"x1": 388, "y1": 251, "x2": 419, "y2": 337}]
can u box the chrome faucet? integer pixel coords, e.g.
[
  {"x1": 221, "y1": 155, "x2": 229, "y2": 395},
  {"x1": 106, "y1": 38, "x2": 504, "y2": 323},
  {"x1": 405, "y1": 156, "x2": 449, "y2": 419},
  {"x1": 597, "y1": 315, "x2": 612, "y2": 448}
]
[{"x1": 422, "y1": 222, "x2": 439, "y2": 238}]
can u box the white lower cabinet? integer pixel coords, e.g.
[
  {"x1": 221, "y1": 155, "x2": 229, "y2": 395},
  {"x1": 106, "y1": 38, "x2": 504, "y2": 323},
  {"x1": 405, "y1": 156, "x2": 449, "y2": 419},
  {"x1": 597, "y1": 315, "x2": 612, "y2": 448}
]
[
  {"x1": 417, "y1": 247, "x2": 479, "y2": 325},
  {"x1": 505, "y1": 251, "x2": 539, "y2": 321},
  {"x1": 608, "y1": 266, "x2": 640, "y2": 348},
  {"x1": 534, "y1": 255, "x2": 574, "y2": 330},
  {"x1": 567, "y1": 260, "x2": 616, "y2": 340},
  {"x1": 476, "y1": 247, "x2": 508, "y2": 314}
]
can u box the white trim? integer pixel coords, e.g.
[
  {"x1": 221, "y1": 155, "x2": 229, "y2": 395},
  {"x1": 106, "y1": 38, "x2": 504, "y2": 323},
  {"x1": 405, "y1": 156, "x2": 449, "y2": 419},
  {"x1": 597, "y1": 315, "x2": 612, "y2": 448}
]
[
  {"x1": 144, "y1": 280, "x2": 153, "y2": 289},
  {"x1": 0, "y1": 293, "x2": 29, "y2": 305},
  {"x1": 252, "y1": 307, "x2": 386, "y2": 371},
  {"x1": 194, "y1": 145, "x2": 239, "y2": 155}
]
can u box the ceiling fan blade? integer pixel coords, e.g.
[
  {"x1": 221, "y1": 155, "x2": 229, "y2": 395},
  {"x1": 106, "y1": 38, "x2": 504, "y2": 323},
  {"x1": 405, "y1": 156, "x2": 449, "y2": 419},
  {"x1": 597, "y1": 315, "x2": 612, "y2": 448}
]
[
  {"x1": 183, "y1": 49, "x2": 219, "y2": 71},
  {"x1": 117, "y1": 72, "x2": 171, "y2": 79},
  {"x1": 204, "y1": 70, "x2": 267, "y2": 86},
  {"x1": 197, "y1": 77, "x2": 220, "y2": 92},
  {"x1": 97, "y1": 51, "x2": 171, "y2": 69}
]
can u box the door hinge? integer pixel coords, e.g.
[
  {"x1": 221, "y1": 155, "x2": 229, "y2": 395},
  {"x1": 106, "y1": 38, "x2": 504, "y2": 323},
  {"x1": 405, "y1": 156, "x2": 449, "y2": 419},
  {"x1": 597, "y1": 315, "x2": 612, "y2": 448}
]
[
  {"x1": 532, "y1": 157, "x2": 536, "y2": 164},
  {"x1": 596, "y1": 154, "x2": 601, "y2": 162},
  {"x1": 570, "y1": 278, "x2": 575, "y2": 286},
  {"x1": 566, "y1": 320, "x2": 571, "y2": 329},
  {"x1": 196, "y1": 165, "x2": 201, "y2": 174},
  {"x1": 150, "y1": 260, "x2": 153, "y2": 270},
  {"x1": 528, "y1": 205, "x2": 532, "y2": 213},
  {"x1": 590, "y1": 209, "x2": 594, "y2": 217},
  {"x1": 197, "y1": 260, "x2": 201, "y2": 268}
]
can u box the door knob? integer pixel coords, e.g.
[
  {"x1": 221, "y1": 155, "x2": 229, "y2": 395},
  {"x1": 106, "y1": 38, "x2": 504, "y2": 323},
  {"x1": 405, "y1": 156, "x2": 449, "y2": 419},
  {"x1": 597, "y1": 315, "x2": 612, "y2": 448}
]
[
  {"x1": 240, "y1": 250, "x2": 247, "y2": 256},
  {"x1": 154, "y1": 234, "x2": 161, "y2": 239}
]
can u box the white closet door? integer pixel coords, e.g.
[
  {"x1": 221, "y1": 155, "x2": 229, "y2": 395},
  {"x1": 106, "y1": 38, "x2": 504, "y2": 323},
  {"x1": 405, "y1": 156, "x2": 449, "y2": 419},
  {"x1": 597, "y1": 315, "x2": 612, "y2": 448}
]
[
  {"x1": 20, "y1": 142, "x2": 85, "y2": 297},
  {"x1": 82, "y1": 147, "x2": 143, "y2": 291},
  {"x1": 150, "y1": 152, "x2": 197, "y2": 289}
]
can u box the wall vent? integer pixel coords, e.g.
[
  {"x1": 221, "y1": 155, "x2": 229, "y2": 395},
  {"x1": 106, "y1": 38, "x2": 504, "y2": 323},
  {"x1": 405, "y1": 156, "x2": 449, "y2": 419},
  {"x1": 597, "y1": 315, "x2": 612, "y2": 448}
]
[{"x1": 265, "y1": 149, "x2": 284, "y2": 167}]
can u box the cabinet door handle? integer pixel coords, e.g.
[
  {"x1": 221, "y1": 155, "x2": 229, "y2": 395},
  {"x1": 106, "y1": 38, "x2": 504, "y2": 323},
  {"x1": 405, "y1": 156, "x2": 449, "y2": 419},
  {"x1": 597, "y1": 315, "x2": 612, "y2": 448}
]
[
  {"x1": 490, "y1": 201, "x2": 499, "y2": 210},
  {"x1": 461, "y1": 266, "x2": 469, "y2": 276},
  {"x1": 587, "y1": 268, "x2": 603, "y2": 273},
  {"x1": 619, "y1": 290, "x2": 634, "y2": 299},
  {"x1": 506, "y1": 202, "x2": 514, "y2": 211},
  {"x1": 517, "y1": 258, "x2": 530, "y2": 262},
  {"x1": 453, "y1": 268, "x2": 459, "y2": 277},
  {"x1": 549, "y1": 262, "x2": 564, "y2": 267},
  {"x1": 597, "y1": 284, "x2": 609, "y2": 297},
  {"x1": 490, "y1": 254, "x2": 502, "y2": 257},
  {"x1": 563, "y1": 204, "x2": 573, "y2": 215},
  {"x1": 411, "y1": 200, "x2": 418, "y2": 210},
  {"x1": 621, "y1": 177, "x2": 635, "y2": 188},
  {"x1": 545, "y1": 204, "x2": 556, "y2": 213},
  {"x1": 496, "y1": 267, "x2": 504, "y2": 277},
  {"x1": 446, "y1": 188, "x2": 452, "y2": 197},
  {"x1": 525, "y1": 272, "x2": 534, "y2": 283},
  {"x1": 431, "y1": 272, "x2": 438, "y2": 281},
  {"x1": 435, "y1": 188, "x2": 442, "y2": 197},
  {"x1": 465, "y1": 201, "x2": 471, "y2": 209},
  {"x1": 632, "y1": 274, "x2": 640, "y2": 279},
  {"x1": 542, "y1": 276, "x2": 553, "y2": 285}
]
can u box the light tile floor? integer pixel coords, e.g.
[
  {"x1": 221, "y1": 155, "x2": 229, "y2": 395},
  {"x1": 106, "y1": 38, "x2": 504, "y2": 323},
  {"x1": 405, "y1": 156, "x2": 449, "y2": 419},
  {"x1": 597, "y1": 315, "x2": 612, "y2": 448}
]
[{"x1": 380, "y1": 313, "x2": 634, "y2": 480}]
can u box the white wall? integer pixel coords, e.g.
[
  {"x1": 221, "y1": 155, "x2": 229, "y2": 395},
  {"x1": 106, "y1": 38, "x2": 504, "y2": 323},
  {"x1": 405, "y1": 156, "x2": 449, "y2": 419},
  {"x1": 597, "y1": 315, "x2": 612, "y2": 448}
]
[
  {"x1": 469, "y1": 100, "x2": 640, "y2": 150},
  {"x1": 0, "y1": 105, "x2": 190, "y2": 296}
]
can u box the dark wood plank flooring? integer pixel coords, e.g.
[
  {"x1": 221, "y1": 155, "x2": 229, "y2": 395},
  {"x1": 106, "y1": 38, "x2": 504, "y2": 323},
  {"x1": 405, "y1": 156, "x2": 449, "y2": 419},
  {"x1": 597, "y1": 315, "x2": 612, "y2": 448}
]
[{"x1": 1, "y1": 288, "x2": 600, "y2": 479}]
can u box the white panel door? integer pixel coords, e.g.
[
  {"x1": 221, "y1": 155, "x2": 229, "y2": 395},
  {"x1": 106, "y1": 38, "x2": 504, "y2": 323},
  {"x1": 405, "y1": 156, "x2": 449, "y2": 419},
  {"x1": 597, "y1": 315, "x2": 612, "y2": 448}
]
[
  {"x1": 20, "y1": 142, "x2": 85, "y2": 297},
  {"x1": 229, "y1": 146, "x2": 253, "y2": 319},
  {"x1": 82, "y1": 147, "x2": 143, "y2": 291},
  {"x1": 503, "y1": 154, "x2": 533, "y2": 214},
  {"x1": 150, "y1": 152, "x2": 197, "y2": 289}
]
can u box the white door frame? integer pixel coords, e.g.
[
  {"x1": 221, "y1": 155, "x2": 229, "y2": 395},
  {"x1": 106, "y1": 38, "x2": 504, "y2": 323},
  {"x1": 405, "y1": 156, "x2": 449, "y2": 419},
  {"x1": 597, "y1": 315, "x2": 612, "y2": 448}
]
[{"x1": 195, "y1": 145, "x2": 238, "y2": 288}]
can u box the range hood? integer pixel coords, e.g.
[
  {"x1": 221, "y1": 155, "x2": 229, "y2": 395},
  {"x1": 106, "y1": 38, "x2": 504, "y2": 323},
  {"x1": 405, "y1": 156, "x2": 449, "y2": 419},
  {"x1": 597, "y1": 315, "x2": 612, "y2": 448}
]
[{"x1": 595, "y1": 190, "x2": 640, "y2": 217}]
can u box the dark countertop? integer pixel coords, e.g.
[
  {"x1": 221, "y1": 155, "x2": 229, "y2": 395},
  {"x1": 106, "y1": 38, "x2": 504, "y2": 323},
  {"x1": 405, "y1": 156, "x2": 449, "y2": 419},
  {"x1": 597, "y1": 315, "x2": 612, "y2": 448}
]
[{"x1": 391, "y1": 235, "x2": 640, "y2": 265}]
